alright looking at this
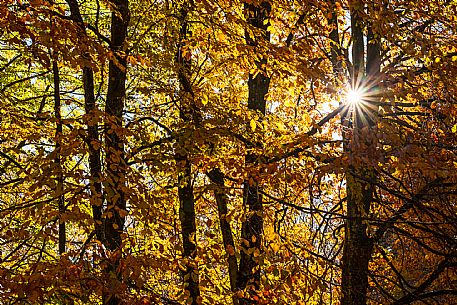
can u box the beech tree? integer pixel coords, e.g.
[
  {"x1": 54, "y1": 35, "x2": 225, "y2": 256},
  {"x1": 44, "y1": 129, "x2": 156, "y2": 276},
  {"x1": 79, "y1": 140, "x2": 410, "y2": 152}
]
[{"x1": 1, "y1": 0, "x2": 456, "y2": 304}]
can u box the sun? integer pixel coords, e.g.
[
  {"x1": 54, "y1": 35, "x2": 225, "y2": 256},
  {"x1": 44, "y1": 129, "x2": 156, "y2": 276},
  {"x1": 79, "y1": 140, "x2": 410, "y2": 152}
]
[
  {"x1": 346, "y1": 89, "x2": 363, "y2": 105},
  {"x1": 342, "y1": 85, "x2": 379, "y2": 128}
]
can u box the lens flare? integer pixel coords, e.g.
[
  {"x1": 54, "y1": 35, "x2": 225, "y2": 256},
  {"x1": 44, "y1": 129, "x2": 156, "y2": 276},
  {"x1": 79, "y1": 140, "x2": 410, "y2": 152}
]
[{"x1": 346, "y1": 89, "x2": 363, "y2": 105}]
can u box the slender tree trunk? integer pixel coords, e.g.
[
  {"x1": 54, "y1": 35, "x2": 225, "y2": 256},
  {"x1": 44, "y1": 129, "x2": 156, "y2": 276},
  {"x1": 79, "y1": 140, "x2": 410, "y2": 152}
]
[
  {"x1": 350, "y1": 3, "x2": 365, "y2": 87},
  {"x1": 104, "y1": 0, "x2": 128, "y2": 251},
  {"x1": 207, "y1": 169, "x2": 238, "y2": 296},
  {"x1": 341, "y1": 3, "x2": 381, "y2": 304},
  {"x1": 175, "y1": 6, "x2": 200, "y2": 305},
  {"x1": 329, "y1": 0, "x2": 342, "y2": 78},
  {"x1": 103, "y1": 1, "x2": 129, "y2": 304},
  {"x1": 84, "y1": 66, "x2": 104, "y2": 242},
  {"x1": 53, "y1": 59, "x2": 66, "y2": 255},
  {"x1": 238, "y1": 2, "x2": 271, "y2": 304},
  {"x1": 66, "y1": 0, "x2": 104, "y2": 243},
  {"x1": 66, "y1": 1, "x2": 126, "y2": 303},
  {"x1": 177, "y1": 154, "x2": 199, "y2": 305}
]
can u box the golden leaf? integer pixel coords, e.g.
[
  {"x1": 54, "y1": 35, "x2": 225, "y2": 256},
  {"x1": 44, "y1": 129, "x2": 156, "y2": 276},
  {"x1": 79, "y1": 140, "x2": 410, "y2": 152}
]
[{"x1": 250, "y1": 119, "x2": 256, "y2": 131}]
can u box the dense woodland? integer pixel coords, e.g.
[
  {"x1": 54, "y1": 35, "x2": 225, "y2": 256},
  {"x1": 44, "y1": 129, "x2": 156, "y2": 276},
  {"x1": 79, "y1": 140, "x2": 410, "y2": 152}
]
[{"x1": 1, "y1": 0, "x2": 457, "y2": 304}]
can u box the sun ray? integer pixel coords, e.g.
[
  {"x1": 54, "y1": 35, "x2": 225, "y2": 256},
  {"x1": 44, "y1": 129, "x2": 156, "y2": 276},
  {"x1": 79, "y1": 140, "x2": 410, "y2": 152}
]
[
  {"x1": 347, "y1": 89, "x2": 363, "y2": 105},
  {"x1": 342, "y1": 73, "x2": 383, "y2": 129}
]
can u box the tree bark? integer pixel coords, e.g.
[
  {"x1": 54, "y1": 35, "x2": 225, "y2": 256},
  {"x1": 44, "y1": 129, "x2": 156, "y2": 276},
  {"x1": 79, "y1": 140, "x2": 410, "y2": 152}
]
[
  {"x1": 340, "y1": 3, "x2": 381, "y2": 305},
  {"x1": 341, "y1": 170, "x2": 374, "y2": 305},
  {"x1": 329, "y1": 0, "x2": 342, "y2": 78},
  {"x1": 207, "y1": 169, "x2": 238, "y2": 296},
  {"x1": 66, "y1": 0, "x2": 104, "y2": 243},
  {"x1": 175, "y1": 6, "x2": 200, "y2": 305},
  {"x1": 177, "y1": 154, "x2": 199, "y2": 305},
  {"x1": 84, "y1": 65, "x2": 104, "y2": 242},
  {"x1": 104, "y1": 0, "x2": 129, "y2": 251},
  {"x1": 350, "y1": 2, "x2": 365, "y2": 87},
  {"x1": 103, "y1": 0, "x2": 129, "y2": 304},
  {"x1": 238, "y1": 2, "x2": 271, "y2": 304},
  {"x1": 52, "y1": 59, "x2": 66, "y2": 256}
]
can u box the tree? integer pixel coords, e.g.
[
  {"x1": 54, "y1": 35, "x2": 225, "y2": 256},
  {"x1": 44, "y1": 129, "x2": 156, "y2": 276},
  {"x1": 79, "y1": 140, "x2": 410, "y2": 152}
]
[
  {"x1": 175, "y1": 3, "x2": 201, "y2": 304},
  {"x1": 1, "y1": 0, "x2": 456, "y2": 304}
]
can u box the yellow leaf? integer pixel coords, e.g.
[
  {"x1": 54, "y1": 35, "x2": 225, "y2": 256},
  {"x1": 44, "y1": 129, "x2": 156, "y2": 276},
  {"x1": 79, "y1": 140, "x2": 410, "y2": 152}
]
[
  {"x1": 217, "y1": 33, "x2": 225, "y2": 41},
  {"x1": 250, "y1": 119, "x2": 256, "y2": 131},
  {"x1": 201, "y1": 94, "x2": 208, "y2": 105},
  {"x1": 284, "y1": 99, "x2": 294, "y2": 107},
  {"x1": 276, "y1": 122, "x2": 287, "y2": 132},
  {"x1": 271, "y1": 243, "x2": 280, "y2": 253},
  {"x1": 452, "y1": 124, "x2": 457, "y2": 133}
]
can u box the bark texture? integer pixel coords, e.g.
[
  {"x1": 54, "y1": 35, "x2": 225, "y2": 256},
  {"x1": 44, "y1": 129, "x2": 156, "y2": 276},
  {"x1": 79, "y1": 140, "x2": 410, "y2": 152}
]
[
  {"x1": 238, "y1": 2, "x2": 271, "y2": 304},
  {"x1": 175, "y1": 6, "x2": 200, "y2": 305},
  {"x1": 103, "y1": 0, "x2": 129, "y2": 304},
  {"x1": 207, "y1": 168, "x2": 238, "y2": 294},
  {"x1": 104, "y1": 0, "x2": 129, "y2": 252},
  {"x1": 340, "y1": 2, "x2": 381, "y2": 305},
  {"x1": 52, "y1": 59, "x2": 66, "y2": 255},
  {"x1": 66, "y1": 0, "x2": 104, "y2": 243}
]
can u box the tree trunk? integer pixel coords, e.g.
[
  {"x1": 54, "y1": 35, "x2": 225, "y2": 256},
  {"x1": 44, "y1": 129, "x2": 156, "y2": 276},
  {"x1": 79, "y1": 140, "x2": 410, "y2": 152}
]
[
  {"x1": 350, "y1": 2, "x2": 365, "y2": 87},
  {"x1": 84, "y1": 65, "x2": 104, "y2": 243},
  {"x1": 341, "y1": 170, "x2": 374, "y2": 305},
  {"x1": 52, "y1": 59, "x2": 66, "y2": 255},
  {"x1": 328, "y1": 0, "x2": 342, "y2": 78},
  {"x1": 238, "y1": 2, "x2": 271, "y2": 304},
  {"x1": 66, "y1": 0, "x2": 104, "y2": 244},
  {"x1": 103, "y1": 0, "x2": 129, "y2": 304},
  {"x1": 207, "y1": 169, "x2": 238, "y2": 297},
  {"x1": 177, "y1": 154, "x2": 199, "y2": 305},
  {"x1": 340, "y1": 3, "x2": 381, "y2": 305},
  {"x1": 175, "y1": 6, "x2": 200, "y2": 305},
  {"x1": 104, "y1": 0, "x2": 129, "y2": 251}
]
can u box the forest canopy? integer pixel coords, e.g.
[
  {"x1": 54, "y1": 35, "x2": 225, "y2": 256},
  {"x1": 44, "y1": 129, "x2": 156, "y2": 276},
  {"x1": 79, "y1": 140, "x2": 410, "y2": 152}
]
[{"x1": 0, "y1": 0, "x2": 456, "y2": 304}]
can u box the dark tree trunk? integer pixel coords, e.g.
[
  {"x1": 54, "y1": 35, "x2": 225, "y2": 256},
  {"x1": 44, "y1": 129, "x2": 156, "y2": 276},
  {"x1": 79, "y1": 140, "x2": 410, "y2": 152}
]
[
  {"x1": 175, "y1": 6, "x2": 200, "y2": 305},
  {"x1": 341, "y1": 171, "x2": 374, "y2": 305},
  {"x1": 238, "y1": 2, "x2": 271, "y2": 304},
  {"x1": 328, "y1": 0, "x2": 342, "y2": 78},
  {"x1": 103, "y1": 1, "x2": 129, "y2": 304},
  {"x1": 207, "y1": 169, "x2": 238, "y2": 295},
  {"x1": 177, "y1": 154, "x2": 199, "y2": 305},
  {"x1": 340, "y1": 3, "x2": 381, "y2": 305},
  {"x1": 52, "y1": 59, "x2": 66, "y2": 255},
  {"x1": 66, "y1": 0, "x2": 104, "y2": 243},
  {"x1": 350, "y1": 3, "x2": 365, "y2": 86},
  {"x1": 84, "y1": 66, "x2": 104, "y2": 242},
  {"x1": 104, "y1": 0, "x2": 129, "y2": 252}
]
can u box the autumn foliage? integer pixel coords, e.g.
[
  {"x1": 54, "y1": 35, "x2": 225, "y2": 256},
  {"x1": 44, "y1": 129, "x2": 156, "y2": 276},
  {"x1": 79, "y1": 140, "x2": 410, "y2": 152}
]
[{"x1": 0, "y1": 0, "x2": 456, "y2": 304}]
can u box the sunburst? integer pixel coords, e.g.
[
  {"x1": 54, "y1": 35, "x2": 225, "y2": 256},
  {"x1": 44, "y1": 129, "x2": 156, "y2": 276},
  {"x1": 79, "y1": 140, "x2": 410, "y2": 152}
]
[
  {"x1": 342, "y1": 78, "x2": 381, "y2": 128},
  {"x1": 346, "y1": 88, "x2": 363, "y2": 105}
]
